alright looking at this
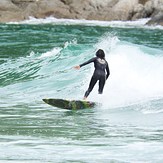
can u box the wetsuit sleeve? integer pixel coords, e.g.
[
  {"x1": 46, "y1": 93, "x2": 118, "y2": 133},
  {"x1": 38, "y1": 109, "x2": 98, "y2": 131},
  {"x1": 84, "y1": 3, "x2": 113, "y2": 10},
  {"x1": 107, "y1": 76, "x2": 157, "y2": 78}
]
[
  {"x1": 79, "y1": 57, "x2": 96, "y2": 67},
  {"x1": 106, "y1": 62, "x2": 110, "y2": 79}
]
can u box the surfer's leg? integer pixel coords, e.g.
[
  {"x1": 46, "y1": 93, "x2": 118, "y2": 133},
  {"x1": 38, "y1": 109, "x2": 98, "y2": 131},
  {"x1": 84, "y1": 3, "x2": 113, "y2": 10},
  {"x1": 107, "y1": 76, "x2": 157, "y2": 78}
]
[
  {"x1": 98, "y1": 77, "x2": 106, "y2": 94},
  {"x1": 84, "y1": 76, "x2": 97, "y2": 99}
]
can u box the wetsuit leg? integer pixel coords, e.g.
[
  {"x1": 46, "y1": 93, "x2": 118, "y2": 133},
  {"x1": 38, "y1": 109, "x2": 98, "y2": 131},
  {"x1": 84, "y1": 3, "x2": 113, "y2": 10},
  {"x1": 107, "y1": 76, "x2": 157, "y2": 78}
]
[
  {"x1": 84, "y1": 76, "x2": 98, "y2": 98},
  {"x1": 98, "y1": 76, "x2": 106, "y2": 94}
]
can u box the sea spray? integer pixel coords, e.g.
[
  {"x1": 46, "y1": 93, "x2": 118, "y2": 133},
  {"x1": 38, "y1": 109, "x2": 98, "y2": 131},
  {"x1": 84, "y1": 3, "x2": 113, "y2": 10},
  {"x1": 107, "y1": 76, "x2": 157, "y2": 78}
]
[{"x1": 88, "y1": 34, "x2": 163, "y2": 109}]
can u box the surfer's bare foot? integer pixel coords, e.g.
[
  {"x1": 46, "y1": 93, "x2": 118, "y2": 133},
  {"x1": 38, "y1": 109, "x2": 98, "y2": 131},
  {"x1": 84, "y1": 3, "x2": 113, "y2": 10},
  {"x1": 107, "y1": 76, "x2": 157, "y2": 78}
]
[{"x1": 83, "y1": 97, "x2": 87, "y2": 101}]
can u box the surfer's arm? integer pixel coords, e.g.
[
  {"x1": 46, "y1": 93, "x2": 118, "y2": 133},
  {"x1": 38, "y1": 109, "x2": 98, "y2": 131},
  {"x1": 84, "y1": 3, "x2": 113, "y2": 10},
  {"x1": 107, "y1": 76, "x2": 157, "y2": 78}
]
[
  {"x1": 79, "y1": 57, "x2": 96, "y2": 68},
  {"x1": 106, "y1": 62, "x2": 110, "y2": 79}
]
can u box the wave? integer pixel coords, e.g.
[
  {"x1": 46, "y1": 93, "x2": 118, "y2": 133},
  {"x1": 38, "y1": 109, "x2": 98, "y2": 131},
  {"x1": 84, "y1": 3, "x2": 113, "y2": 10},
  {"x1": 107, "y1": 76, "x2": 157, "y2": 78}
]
[
  {"x1": 0, "y1": 37, "x2": 79, "y2": 87},
  {"x1": 1, "y1": 31, "x2": 163, "y2": 113},
  {"x1": 9, "y1": 16, "x2": 163, "y2": 30}
]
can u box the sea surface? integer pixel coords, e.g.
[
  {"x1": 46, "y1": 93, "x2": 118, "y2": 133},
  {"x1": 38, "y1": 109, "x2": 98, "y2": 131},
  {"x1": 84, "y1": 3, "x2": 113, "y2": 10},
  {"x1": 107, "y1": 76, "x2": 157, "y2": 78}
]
[{"x1": 0, "y1": 17, "x2": 163, "y2": 163}]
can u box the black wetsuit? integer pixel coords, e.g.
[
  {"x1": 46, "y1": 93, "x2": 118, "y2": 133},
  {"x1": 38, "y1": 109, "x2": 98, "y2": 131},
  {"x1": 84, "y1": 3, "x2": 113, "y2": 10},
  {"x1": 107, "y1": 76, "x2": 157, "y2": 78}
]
[{"x1": 80, "y1": 57, "x2": 110, "y2": 98}]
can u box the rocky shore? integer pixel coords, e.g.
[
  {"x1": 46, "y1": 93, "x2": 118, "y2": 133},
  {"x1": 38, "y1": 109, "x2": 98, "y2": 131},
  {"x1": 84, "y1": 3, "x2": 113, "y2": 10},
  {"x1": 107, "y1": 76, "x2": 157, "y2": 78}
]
[{"x1": 0, "y1": 0, "x2": 163, "y2": 25}]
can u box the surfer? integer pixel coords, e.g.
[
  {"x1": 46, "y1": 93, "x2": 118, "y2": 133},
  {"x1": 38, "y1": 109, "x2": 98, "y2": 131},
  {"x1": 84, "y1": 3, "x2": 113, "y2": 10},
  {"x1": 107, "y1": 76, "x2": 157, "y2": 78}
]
[{"x1": 74, "y1": 49, "x2": 110, "y2": 100}]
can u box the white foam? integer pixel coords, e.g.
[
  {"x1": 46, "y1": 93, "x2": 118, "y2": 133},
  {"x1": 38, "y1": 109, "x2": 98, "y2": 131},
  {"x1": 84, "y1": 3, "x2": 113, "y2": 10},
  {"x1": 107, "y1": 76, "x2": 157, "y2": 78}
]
[
  {"x1": 94, "y1": 33, "x2": 120, "y2": 53},
  {"x1": 10, "y1": 16, "x2": 163, "y2": 30},
  {"x1": 87, "y1": 35, "x2": 163, "y2": 108},
  {"x1": 64, "y1": 38, "x2": 77, "y2": 48},
  {"x1": 39, "y1": 47, "x2": 62, "y2": 58}
]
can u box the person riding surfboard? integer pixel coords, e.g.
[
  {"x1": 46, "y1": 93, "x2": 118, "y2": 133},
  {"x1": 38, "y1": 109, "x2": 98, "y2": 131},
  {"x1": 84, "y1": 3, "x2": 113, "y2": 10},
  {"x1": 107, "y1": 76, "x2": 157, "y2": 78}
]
[{"x1": 74, "y1": 49, "x2": 110, "y2": 100}]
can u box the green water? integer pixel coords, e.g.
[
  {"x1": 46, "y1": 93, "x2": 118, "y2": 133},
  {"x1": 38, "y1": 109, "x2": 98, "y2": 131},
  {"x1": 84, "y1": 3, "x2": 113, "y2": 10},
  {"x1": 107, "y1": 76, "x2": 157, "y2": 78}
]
[{"x1": 0, "y1": 20, "x2": 163, "y2": 162}]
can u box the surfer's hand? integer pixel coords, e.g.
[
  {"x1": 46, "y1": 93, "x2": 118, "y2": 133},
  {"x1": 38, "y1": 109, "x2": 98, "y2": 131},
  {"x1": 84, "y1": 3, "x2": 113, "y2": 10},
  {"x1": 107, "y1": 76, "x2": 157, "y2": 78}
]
[{"x1": 74, "y1": 65, "x2": 80, "y2": 70}]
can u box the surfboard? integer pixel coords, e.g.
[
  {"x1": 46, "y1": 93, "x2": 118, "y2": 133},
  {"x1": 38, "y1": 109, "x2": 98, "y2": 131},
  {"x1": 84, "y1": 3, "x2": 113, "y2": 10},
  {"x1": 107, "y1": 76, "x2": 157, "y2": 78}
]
[{"x1": 42, "y1": 98, "x2": 97, "y2": 110}]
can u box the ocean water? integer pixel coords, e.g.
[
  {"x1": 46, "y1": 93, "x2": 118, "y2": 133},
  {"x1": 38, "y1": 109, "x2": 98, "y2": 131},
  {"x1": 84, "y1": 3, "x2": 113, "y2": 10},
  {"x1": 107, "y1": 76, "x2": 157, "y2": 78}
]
[{"x1": 0, "y1": 17, "x2": 163, "y2": 162}]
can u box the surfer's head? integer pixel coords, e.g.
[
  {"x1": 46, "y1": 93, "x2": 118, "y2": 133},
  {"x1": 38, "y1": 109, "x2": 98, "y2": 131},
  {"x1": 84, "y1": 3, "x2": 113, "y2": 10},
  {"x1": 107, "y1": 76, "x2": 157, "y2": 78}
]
[{"x1": 96, "y1": 49, "x2": 105, "y2": 59}]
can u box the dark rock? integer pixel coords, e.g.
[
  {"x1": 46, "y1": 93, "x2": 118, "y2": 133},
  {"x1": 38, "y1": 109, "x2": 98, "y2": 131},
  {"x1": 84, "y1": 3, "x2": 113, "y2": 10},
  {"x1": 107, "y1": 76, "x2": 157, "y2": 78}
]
[{"x1": 146, "y1": 12, "x2": 163, "y2": 25}]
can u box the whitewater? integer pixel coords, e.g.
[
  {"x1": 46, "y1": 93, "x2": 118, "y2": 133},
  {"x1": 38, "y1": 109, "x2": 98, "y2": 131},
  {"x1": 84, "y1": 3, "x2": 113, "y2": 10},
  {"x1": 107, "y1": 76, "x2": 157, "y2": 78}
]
[{"x1": 0, "y1": 17, "x2": 163, "y2": 162}]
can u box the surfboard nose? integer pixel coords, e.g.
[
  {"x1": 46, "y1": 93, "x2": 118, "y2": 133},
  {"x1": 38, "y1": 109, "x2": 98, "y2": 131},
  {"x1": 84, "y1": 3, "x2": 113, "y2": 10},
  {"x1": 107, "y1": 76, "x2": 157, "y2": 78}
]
[{"x1": 42, "y1": 99, "x2": 48, "y2": 103}]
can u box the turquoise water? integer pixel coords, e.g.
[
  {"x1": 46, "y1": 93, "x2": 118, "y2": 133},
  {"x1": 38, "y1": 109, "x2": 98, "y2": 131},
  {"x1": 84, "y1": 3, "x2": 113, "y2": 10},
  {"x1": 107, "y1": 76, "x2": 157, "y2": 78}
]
[{"x1": 0, "y1": 18, "x2": 163, "y2": 162}]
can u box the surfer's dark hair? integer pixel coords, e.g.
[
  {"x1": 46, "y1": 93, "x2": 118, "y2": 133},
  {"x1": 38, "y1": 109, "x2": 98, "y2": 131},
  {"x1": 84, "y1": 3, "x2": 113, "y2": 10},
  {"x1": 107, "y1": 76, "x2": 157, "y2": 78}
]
[{"x1": 96, "y1": 49, "x2": 105, "y2": 59}]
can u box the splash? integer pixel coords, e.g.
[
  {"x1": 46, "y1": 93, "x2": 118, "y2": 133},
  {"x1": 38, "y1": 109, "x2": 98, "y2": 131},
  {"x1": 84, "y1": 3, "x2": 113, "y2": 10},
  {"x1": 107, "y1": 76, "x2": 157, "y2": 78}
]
[
  {"x1": 64, "y1": 38, "x2": 77, "y2": 48},
  {"x1": 39, "y1": 47, "x2": 62, "y2": 58},
  {"x1": 94, "y1": 32, "x2": 120, "y2": 53},
  {"x1": 86, "y1": 34, "x2": 163, "y2": 109}
]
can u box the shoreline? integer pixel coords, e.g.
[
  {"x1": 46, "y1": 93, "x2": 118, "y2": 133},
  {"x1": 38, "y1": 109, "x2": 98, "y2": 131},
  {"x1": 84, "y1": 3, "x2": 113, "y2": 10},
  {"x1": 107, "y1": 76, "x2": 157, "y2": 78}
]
[{"x1": 6, "y1": 17, "x2": 163, "y2": 30}]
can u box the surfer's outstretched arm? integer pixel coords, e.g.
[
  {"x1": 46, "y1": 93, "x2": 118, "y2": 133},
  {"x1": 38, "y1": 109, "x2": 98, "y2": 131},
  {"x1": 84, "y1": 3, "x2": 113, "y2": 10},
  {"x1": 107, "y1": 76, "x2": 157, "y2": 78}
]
[
  {"x1": 74, "y1": 57, "x2": 96, "y2": 70},
  {"x1": 79, "y1": 57, "x2": 96, "y2": 67}
]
